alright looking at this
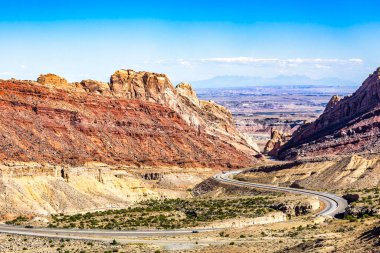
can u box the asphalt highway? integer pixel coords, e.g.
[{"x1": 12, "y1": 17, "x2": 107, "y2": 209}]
[
  {"x1": 213, "y1": 170, "x2": 348, "y2": 217},
  {"x1": 0, "y1": 224, "x2": 215, "y2": 238}
]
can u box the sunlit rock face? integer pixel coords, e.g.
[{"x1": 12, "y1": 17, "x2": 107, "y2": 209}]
[
  {"x1": 279, "y1": 67, "x2": 380, "y2": 160},
  {"x1": 37, "y1": 73, "x2": 69, "y2": 88},
  {"x1": 0, "y1": 69, "x2": 259, "y2": 169}
]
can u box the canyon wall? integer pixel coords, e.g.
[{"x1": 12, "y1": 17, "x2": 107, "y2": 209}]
[
  {"x1": 0, "y1": 69, "x2": 260, "y2": 216},
  {"x1": 0, "y1": 70, "x2": 259, "y2": 170},
  {"x1": 0, "y1": 162, "x2": 213, "y2": 217},
  {"x1": 278, "y1": 68, "x2": 380, "y2": 159}
]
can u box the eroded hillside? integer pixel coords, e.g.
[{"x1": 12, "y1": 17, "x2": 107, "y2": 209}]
[
  {"x1": 0, "y1": 70, "x2": 259, "y2": 169},
  {"x1": 278, "y1": 68, "x2": 380, "y2": 159},
  {"x1": 0, "y1": 162, "x2": 214, "y2": 217},
  {"x1": 0, "y1": 70, "x2": 260, "y2": 216},
  {"x1": 237, "y1": 155, "x2": 380, "y2": 190}
]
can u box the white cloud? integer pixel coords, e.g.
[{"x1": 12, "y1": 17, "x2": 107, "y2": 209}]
[
  {"x1": 200, "y1": 57, "x2": 277, "y2": 64},
  {"x1": 144, "y1": 59, "x2": 193, "y2": 67},
  {"x1": 199, "y1": 57, "x2": 364, "y2": 66},
  {"x1": 0, "y1": 72, "x2": 16, "y2": 76},
  {"x1": 348, "y1": 58, "x2": 363, "y2": 64},
  {"x1": 315, "y1": 64, "x2": 331, "y2": 69},
  {"x1": 144, "y1": 57, "x2": 364, "y2": 69}
]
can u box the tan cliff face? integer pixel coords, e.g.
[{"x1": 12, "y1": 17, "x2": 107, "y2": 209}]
[
  {"x1": 109, "y1": 69, "x2": 176, "y2": 103},
  {"x1": 278, "y1": 67, "x2": 380, "y2": 160},
  {"x1": 176, "y1": 82, "x2": 200, "y2": 106},
  {"x1": 107, "y1": 70, "x2": 259, "y2": 155},
  {"x1": 0, "y1": 69, "x2": 258, "y2": 170},
  {"x1": 238, "y1": 155, "x2": 380, "y2": 190},
  {"x1": 37, "y1": 73, "x2": 69, "y2": 88},
  {"x1": 0, "y1": 162, "x2": 214, "y2": 217},
  {"x1": 264, "y1": 129, "x2": 291, "y2": 156}
]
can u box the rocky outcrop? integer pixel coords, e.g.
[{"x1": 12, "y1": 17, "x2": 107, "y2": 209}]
[
  {"x1": 344, "y1": 205, "x2": 380, "y2": 218},
  {"x1": 324, "y1": 95, "x2": 341, "y2": 113},
  {"x1": 109, "y1": 69, "x2": 176, "y2": 103},
  {"x1": 0, "y1": 70, "x2": 258, "y2": 169},
  {"x1": 107, "y1": 69, "x2": 258, "y2": 156},
  {"x1": 271, "y1": 203, "x2": 313, "y2": 216},
  {"x1": 264, "y1": 129, "x2": 291, "y2": 156},
  {"x1": 74, "y1": 69, "x2": 258, "y2": 157},
  {"x1": 37, "y1": 74, "x2": 69, "y2": 88},
  {"x1": 141, "y1": 172, "x2": 163, "y2": 180},
  {"x1": 278, "y1": 68, "x2": 380, "y2": 159},
  {"x1": 176, "y1": 82, "x2": 200, "y2": 106},
  {"x1": 79, "y1": 80, "x2": 110, "y2": 95}
]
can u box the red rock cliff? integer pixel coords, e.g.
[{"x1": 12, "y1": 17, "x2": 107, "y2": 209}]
[
  {"x1": 278, "y1": 68, "x2": 380, "y2": 159},
  {"x1": 0, "y1": 70, "x2": 258, "y2": 169}
]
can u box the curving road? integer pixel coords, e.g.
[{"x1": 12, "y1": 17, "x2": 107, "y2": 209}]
[
  {"x1": 213, "y1": 170, "x2": 348, "y2": 217},
  {"x1": 0, "y1": 169, "x2": 347, "y2": 240},
  {"x1": 0, "y1": 224, "x2": 215, "y2": 239}
]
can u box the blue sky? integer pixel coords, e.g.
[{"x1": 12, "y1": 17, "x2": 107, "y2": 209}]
[{"x1": 1, "y1": 0, "x2": 380, "y2": 86}]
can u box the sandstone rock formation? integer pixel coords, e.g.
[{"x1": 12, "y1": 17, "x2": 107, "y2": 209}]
[
  {"x1": 176, "y1": 82, "x2": 200, "y2": 106},
  {"x1": 278, "y1": 67, "x2": 380, "y2": 159},
  {"x1": 264, "y1": 128, "x2": 291, "y2": 156},
  {"x1": 0, "y1": 162, "x2": 213, "y2": 216},
  {"x1": 0, "y1": 70, "x2": 258, "y2": 169},
  {"x1": 270, "y1": 203, "x2": 313, "y2": 216},
  {"x1": 37, "y1": 73, "x2": 69, "y2": 88},
  {"x1": 79, "y1": 79, "x2": 110, "y2": 95},
  {"x1": 109, "y1": 69, "x2": 175, "y2": 103},
  {"x1": 107, "y1": 69, "x2": 259, "y2": 156}
]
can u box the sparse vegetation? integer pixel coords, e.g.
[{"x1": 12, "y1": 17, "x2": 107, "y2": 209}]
[
  {"x1": 5, "y1": 216, "x2": 29, "y2": 225},
  {"x1": 48, "y1": 197, "x2": 274, "y2": 230}
]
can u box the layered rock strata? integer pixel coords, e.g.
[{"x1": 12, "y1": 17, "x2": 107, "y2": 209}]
[
  {"x1": 278, "y1": 68, "x2": 380, "y2": 159},
  {"x1": 0, "y1": 70, "x2": 258, "y2": 169}
]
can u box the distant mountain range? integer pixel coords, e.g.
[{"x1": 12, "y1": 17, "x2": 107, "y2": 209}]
[{"x1": 191, "y1": 75, "x2": 358, "y2": 88}]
